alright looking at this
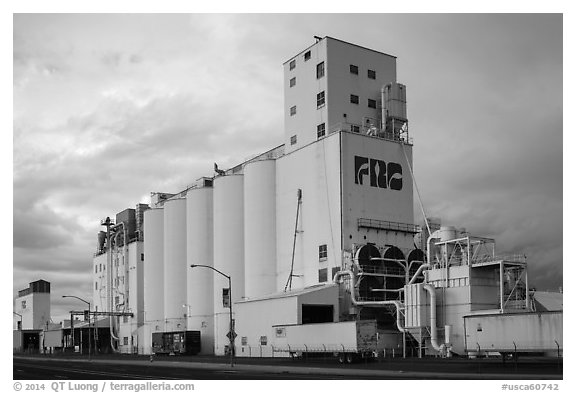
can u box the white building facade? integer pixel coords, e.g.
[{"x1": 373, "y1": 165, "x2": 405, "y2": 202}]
[{"x1": 94, "y1": 37, "x2": 422, "y2": 356}]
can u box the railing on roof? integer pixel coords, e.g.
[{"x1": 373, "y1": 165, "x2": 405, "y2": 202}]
[
  {"x1": 328, "y1": 122, "x2": 413, "y2": 145},
  {"x1": 358, "y1": 218, "x2": 420, "y2": 234}
]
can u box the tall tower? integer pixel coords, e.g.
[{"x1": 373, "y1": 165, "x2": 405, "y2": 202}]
[
  {"x1": 276, "y1": 37, "x2": 415, "y2": 290},
  {"x1": 14, "y1": 280, "x2": 51, "y2": 330}
]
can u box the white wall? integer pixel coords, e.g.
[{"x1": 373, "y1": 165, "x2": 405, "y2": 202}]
[
  {"x1": 275, "y1": 132, "x2": 342, "y2": 291},
  {"x1": 341, "y1": 131, "x2": 415, "y2": 252},
  {"x1": 326, "y1": 38, "x2": 396, "y2": 131}
]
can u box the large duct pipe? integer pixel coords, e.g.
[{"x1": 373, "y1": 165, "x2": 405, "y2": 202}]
[
  {"x1": 333, "y1": 270, "x2": 406, "y2": 333},
  {"x1": 423, "y1": 283, "x2": 445, "y2": 354}
]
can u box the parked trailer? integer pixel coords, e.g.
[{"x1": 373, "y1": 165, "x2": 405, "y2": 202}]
[
  {"x1": 273, "y1": 320, "x2": 378, "y2": 363},
  {"x1": 464, "y1": 311, "x2": 562, "y2": 357},
  {"x1": 152, "y1": 331, "x2": 201, "y2": 355}
]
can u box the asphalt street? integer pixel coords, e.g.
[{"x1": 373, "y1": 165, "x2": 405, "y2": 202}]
[{"x1": 13, "y1": 355, "x2": 562, "y2": 380}]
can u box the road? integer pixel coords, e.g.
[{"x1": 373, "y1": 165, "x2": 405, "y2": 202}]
[{"x1": 13, "y1": 355, "x2": 562, "y2": 380}]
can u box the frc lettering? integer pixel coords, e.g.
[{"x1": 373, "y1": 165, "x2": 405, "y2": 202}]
[{"x1": 354, "y1": 155, "x2": 402, "y2": 191}]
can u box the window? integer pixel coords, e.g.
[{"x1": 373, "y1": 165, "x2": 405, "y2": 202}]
[
  {"x1": 304, "y1": 51, "x2": 311, "y2": 61},
  {"x1": 141, "y1": 253, "x2": 144, "y2": 261},
  {"x1": 115, "y1": 296, "x2": 120, "y2": 305},
  {"x1": 316, "y1": 61, "x2": 325, "y2": 79},
  {"x1": 317, "y1": 91, "x2": 325, "y2": 108},
  {"x1": 331, "y1": 267, "x2": 341, "y2": 280},
  {"x1": 368, "y1": 99, "x2": 377, "y2": 108},
  {"x1": 350, "y1": 64, "x2": 358, "y2": 74},
  {"x1": 290, "y1": 105, "x2": 297, "y2": 116},
  {"x1": 21, "y1": 300, "x2": 26, "y2": 309},
  {"x1": 350, "y1": 94, "x2": 359, "y2": 104},
  {"x1": 260, "y1": 336, "x2": 268, "y2": 346},
  {"x1": 95, "y1": 282, "x2": 98, "y2": 290},
  {"x1": 123, "y1": 315, "x2": 129, "y2": 323},
  {"x1": 368, "y1": 69, "x2": 376, "y2": 79},
  {"x1": 289, "y1": 59, "x2": 296, "y2": 70},
  {"x1": 351, "y1": 125, "x2": 360, "y2": 133},
  {"x1": 318, "y1": 268, "x2": 328, "y2": 283},
  {"x1": 290, "y1": 135, "x2": 297, "y2": 145},
  {"x1": 241, "y1": 336, "x2": 248, "y2": 346},
  {"x1": 123, "y1": 337, "x2": 129, "y2": 346},
  {"x1": 317, "y1": 123, "x2": 326, "y2": 138},
  {"x1": 289, "y1": 77, "x2": 296, "y2": 87},
  {"x1": 319, "y1": 244, "x2": 328, "y2": 260}
]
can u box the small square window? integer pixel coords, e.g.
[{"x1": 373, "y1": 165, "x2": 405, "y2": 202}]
[
  {"x1": 319, "y1": 244, "x2": 328, "y2": 260},
  {"x1": 316, "y1": 61, "x2": 325, "y2": 79},
  {"x1": 368, "y1": 69, "x2": 376, "y2": 79},
  {"x1": 289, "y1": 59, "x2": 296, "y2": 70},
  {"x1": 290, "y1": 77, "x2": 296, "y2": 87},
  {"x1": 350, "y1": 94, "x2": 359, "y2": 104},
  {"x1": 317, "y1": 123, "x2": 326, "y2": 139},
  {"x1": 368, "y1": 99, "x2": 376, "y2": 109},
  {"x1": 331, "y1": 267, "x2": 341, "y2": 280},
  {"x1": 21, "y1": 300, "x2": 26, "y2": 309},
  {"x1": 318, "y1": 268, "x2": 328, "y2": 283},
  {"x1": 290, "y1": 105, "x2": 297, "y2": 116},
  {"x1": 351, "y1": 125, "x2": 360, "y2": 133},
  {"x1": 304, "y1": 51, "x2": 311, "y2": 61},
  {"x1": 317, "y1": 91, "x2": 325, "y2": 108},
  {"x1": 350, "y1": 64, "x2": 359, "y2": 75},
  {"x1": 290, "y1": 135, "x2": 297, "y2": 145}
]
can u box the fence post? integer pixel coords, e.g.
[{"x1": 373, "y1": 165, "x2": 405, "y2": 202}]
[
  {"x1": 513, "y1": 341, "x2": 517, "y2": 373},
  {"x1": 554, "y1": 340, "x2": 560, "y2": 370},
  {"x1": 476, "y1": 343, "x2": 481, "y2": 374},
  {"x1": 271, "y1": 345, "x2": 274, "y2": 358}
]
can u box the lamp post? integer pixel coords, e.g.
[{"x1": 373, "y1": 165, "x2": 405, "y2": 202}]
[
  {"x1": 190, "y1": 264, "x2": 234, "y2": 367},
  {"x1": 62, "y1": 295, "x2": 91, "y2": 360}
]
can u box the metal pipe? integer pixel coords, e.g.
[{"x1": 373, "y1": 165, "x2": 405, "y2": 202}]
[
  {"x1": 408, "y1": 263, "x2": 430, "y2": 285},
  {"x1": 422, "y1": 284, "x2": 444, "y2": 354},
  {"x1": 333, "y1": 270, "x2": 406, "y2": 333}
]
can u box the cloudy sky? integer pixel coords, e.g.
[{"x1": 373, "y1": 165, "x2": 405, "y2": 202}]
[{"x1": 12, "y1": 14, "x2": 562, "y2": 322}]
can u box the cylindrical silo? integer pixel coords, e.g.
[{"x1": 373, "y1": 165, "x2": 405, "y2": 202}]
[
  {"x1": 143, "y1": 208, "x2": 164, "y2": 341},
  {"x1": 213, "y1": 174, "x2": 244, "y2": 355},
  {"x1": 244, "y1": 159, "x2": 277, "y2": 299},
  {"x1": 163, "y1": 198, "x2": 187, "y2": 332},
  {"x1": 186, "y1": 186, "x2": 215, "y2": 354}
]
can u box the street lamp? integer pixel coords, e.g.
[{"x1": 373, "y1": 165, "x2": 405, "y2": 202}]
[
  {"x1": 62, "y1": 295, "x2": 91, "y2": 360},
  {"x1": 190, "y1": 264, "x2": 234, "y2": 367}
]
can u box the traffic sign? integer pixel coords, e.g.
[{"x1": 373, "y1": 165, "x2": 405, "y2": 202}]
[{"x1": 226, "y1": 330, "x2": 237, "y2": 340}]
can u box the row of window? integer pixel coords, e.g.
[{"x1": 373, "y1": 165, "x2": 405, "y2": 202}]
[
  {"x1": 319, "y1": 267, "x2": 341, "y2": 283},
  {"x1": 289, "y1": 91, "x2": 375, "y2": 118},
  {"x1": 288, "y1": 57, "x2": 376, "y2": 81},
  {"x1": 351, "y1": 95, "x2": 377, "y2": 108}
]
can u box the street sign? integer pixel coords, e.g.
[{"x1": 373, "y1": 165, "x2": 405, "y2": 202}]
[{"x1": 226, "y1": 330, "x2": 237, "y2": 340}]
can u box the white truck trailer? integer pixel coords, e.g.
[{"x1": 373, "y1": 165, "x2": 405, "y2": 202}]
[{"x1": 272, "y1": 320, "x2": 379, "y2": 363}]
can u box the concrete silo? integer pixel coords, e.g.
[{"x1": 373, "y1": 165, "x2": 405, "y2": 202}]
[
  {"x1": 142, "y1": 208, "x2": 164, "y2": 351},
  {"x1": 244, "y1": 159, "x2": 277, "y2": 298},
  {"x1": 163, "y1": 198, "x2": 187, "y2": 332},
  {"x1": 212, "y1": 174, "x2": 244, "y2": 355},
  {"x1": 186, "y1": 186, "x2": 215, "y2": 354}
]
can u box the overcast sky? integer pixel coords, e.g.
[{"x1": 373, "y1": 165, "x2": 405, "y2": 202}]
[{"x1": 12, "y1": 14, "x2": 563, "y2": 322}]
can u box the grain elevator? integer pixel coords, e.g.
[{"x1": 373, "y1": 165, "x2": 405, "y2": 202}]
[{"x1": 92, "y1": 37, "x2": 562, "y2": 359}]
